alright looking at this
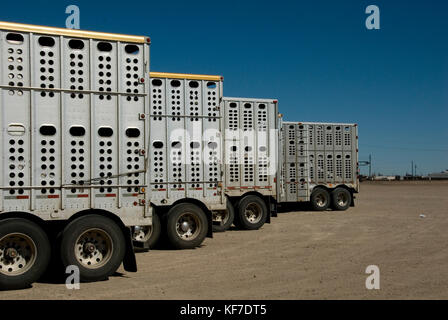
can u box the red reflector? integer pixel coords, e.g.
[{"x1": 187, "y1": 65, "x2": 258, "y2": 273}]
[
  {"x1": 105, "y1": 193, "x2": 116, "y2": 197},
  {"x1": 16, "y1": 195, "x2": 29, "y2": 199},
  {"x1": 77, "y1": 194, "x2": 89, "y2": 198},
  {"x1": 48, "y1": 195, "x2": 59, "y2": 199}
]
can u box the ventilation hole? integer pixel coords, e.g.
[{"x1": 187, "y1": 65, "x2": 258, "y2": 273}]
[
  {"x1": 208, "y1": 142, "x2": 218, "y2": 149},
  {"x1": 97, "y1": 42, "x2": 112, "y2": 51},
  {"x1": 259, "y1": 146, "x2": 267, "y2": 152},
  {"x1": 244, "y1": 103, "x2": 251, "y2": 109},
  {"x1": 6, "y1": 33, "x2": 24, "y2": 44},
  {"x1": 153, "y1": 141, "x2": 164, "y2": 148},
  {"x1": 68, "y1": 39, "x2": 84, "y2": 49},
  {"x1": 190, "y1": 142, "x2": 200, "y2": 149},
  {"x1": 207, "y1": 82, "x2": 216, "y2": 89},
  {"x1": 151, "y1": 79, "x2": 162, "y2": 86},
  {"x1": 39, "y1": 125, "x2": 56, "y2": 136},
  {"x1": 38, "y1": 36, "x2": 55, "y2": 47},
  {"x1": 230, "y1": 102, "x2": 237, "y2": 108},
  {"x1": 125, "y1": 128, "x2": 140, "y2": 138},
  {"x1": 231, "y1": 146, "x2": 237, "y2": 152},
  {"x1": 170, "y1": 80, "x2": 181, "y2": 87},
  {"x1": 69, "y1": 126, "x2": 86, "y2": 136},
  {"x1": 245, "y1": 146, "x2": 252, "y2": 152},
  {"x1": 259, "y1": 104, "x2": 266, "y2": 109},
  {"x1": 125, "y1": 44, "x2": 139, "y2": 54},
  {"x1": 98, "y1": 127, "x2": 113, "y2": 137},
  {"x1": 189, "y1": 81, "x2": 199, "y2": 88},
  {"x1": 171, "y1": 141, "x2": 182, "y2": 148}
]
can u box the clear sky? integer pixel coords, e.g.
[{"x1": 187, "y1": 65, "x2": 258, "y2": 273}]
[{"x1": 1, "y1": 0, "x2": 447, "y2": 175}]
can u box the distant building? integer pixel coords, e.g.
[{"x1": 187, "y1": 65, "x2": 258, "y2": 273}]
[{"x1": 428, "y1": 170, "x2": 448, "y2": 180}]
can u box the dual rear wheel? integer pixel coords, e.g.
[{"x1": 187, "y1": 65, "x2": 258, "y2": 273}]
[
  {"x1": 310, "y1": 187, "x2": 352, "y2": 211},
  {"x1": 133, "y1": 203, "x2": 208, "y2": 250},
  {"x1": 0, "y1": 215, "x2": 126, "y2": 290}
]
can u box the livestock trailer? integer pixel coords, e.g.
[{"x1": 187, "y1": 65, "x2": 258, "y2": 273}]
[
  {"x1": 219, "y1": 97, "x2": 281, "y2": 231},
  {"x1": 0, "y1": 22, "x2": 226, "y2": 290},
  {"x1": 279, "y1": 122, "x2": 359, "y2": 210},
  {"x1": 132, "y1": 71, "x2": 227, "y2": 248}
]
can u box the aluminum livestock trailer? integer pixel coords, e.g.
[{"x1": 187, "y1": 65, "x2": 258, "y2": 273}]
[
  {"x1": 0, "y1": 22, "x2": 226, "y2": 290},
  {"x1": 279, "y1": 122, "x2": 359, "y2": 210},
  {"x1": 132, "y1": 71, "x2": 227, "y2": 248}
]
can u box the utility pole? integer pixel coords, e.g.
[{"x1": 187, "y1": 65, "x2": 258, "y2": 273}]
[
  {"x1": 369, "y1": 154, "x2": 372, "y2": 177},
  {"x1": 411, "y1": 161, "x2": 414, "y2": 179}
]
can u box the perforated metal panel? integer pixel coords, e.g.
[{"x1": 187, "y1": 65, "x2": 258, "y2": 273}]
[
  {"x1": 0, "y1": 25, "x2": 151, "y2": 226},
  {"x1": 280, "y1": 122, "x2": 359, "y2": 203},
  {"x1": 148, "y1": 73, "x2": 225, "y2": 211},
  {"x1": 223, "y1": 97, "x2": 280, "y2": 198}
]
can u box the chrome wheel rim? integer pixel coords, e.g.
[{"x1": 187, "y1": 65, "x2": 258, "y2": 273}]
[
  {"x1": 176, "y1": 212, "x2": 201, "y2": 241},
  {"x1": 75, "y1": 228, "x2": 113, "y2": 269},
  {"x1": 315, "y1": 193, "x2": 327, "y2": 208},
  {"x1": 213, "y1": 211, "x2": 230, "y2": 226},
  {"x1": 0, "y1": 233, "x2": 37, "y2": 276},
  {"x1": 337, "y1": 192, "x2": 348, "y2": 207},
  {"x1": 134, "y1": 226, "x2": 153, "y2": 242},
  {"x1": 244, "y1": 203, "x2": 262, "y2": 224}
]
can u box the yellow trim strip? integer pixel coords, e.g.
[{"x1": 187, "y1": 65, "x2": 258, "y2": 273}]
[
  {"x1": 150, "y1": 72, "x2": 223, "y2": 81},
  {"x1": 0, "y1": 21, "x2": 148, "y2": 44}
]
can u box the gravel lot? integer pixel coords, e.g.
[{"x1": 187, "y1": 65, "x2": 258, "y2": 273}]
[{"x1": 1, "y1": 181, "x2": 447, "y2": 299}]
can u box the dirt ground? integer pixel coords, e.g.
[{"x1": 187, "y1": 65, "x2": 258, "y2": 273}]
[{"x1": 1, "y1": 180, "x2": 448, "y2": 300}]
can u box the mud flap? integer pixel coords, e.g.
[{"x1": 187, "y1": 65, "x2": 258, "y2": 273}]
[
  {"x1": 122, "y1": 227, "x2": 137, "y2": 272},
  {"x1": 207, "y1": 212, "x2": 213, "y2": 238}
]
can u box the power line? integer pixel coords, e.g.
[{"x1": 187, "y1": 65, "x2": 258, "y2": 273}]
[{"x1": 360, "y1": 144, "x2": 448, "y2": 152}]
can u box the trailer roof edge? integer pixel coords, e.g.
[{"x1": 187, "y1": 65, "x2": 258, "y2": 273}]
[
  {"x1": 0, "y1": 21, "x2": 148, "y2": 44},
  {"x1": 150, "y1": 72, "x2": 223, "y2": 81}
]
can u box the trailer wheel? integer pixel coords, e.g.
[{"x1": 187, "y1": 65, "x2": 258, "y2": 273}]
[
  {"x1": 133, "y1": 213, "x2": 161, "y2": 249},
  {"x1": 212, "y1": 199, "x2": 235, "y2": 232},
  {"x1": 166, "y1": 203, "x2": 208, "y2": 249},
  {"x1": 235, "y1": 195, "x2": 268, "y2": 230},
  {"x1": 60, "y1": 215, "x2": 125, "y2": 282},
  {"x1": 0, "y1": 218, "x2": 51, "y2": 290},
  {"x1": 331, "y1": 188, "x2": 351, "y2": 211},
  {"x1": 310, "y1": 188, "x2": 330, "y2": 211}
]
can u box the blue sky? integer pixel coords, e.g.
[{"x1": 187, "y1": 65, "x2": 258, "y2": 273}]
[{"x1": 1, "y1": 0, "x2": 447, "y2": 175}]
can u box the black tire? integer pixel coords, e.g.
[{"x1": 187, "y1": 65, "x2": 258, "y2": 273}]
[
  {"x1": 0, "y1": 218, "x2": 51, "y2": 290},
  {"x1": 60, "y1": 215, "x2": 126, "y2": 282},
  {"x1": 235, "y1": 195, "x2": 268, "y2": 230},
  {"x1": 166, "y1": 203, "x2": 208, "y2": 249},
  {"x1": 212, "y1": 198, "x2": 235, "y2": 232},
  {"x1": 310, "y1": 187, "x2": 330, "y2": 211},
  {"x1": 133, "y1": 213, "x2": 161, "y2": 249},
  {"x1": 331, "y1": 187, "x2": 352, "y2": 211}
]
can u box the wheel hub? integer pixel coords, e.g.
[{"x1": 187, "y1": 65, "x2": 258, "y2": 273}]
[
  {"x1": 0, "y1": 233, "x2": 37, "y2": 276},
  {"x1": 5, "y1": 247, "x2": 18, "y2": 259},
  {"x1": 180, "y1": 221, "x2": 190, "y2": 232},
  {"x1": 83, "y1": 242, "x2": 96, "y2": 254},
  {"x1": 244, "y1": 203, "x2": 262, "y2": 224},
  {"x1": 75, "y1": 229, "x2": 113, "y2": 269},
  {"x1": 176, "y1": 213, "x2": 201, "y2": 241}
]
